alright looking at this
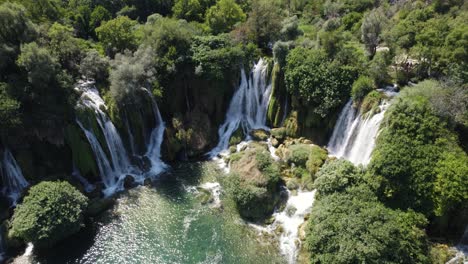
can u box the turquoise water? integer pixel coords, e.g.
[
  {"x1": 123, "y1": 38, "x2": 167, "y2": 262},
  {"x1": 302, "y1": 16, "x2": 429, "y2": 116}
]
[{"x1": 33, "y1": 162, "x2": 284, "y2": 264}]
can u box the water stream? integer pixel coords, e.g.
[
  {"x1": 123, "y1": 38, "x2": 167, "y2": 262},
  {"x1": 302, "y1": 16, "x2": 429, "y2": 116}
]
[
  {"x1": 0, "y1": 148, "x2": 29, "y2": 206},
  {"x1": 30, "y1": 162, "x2": 283, "y2": 264},
  {"x1": 75, "y1": 82, "x2": 167, "y2": 196},
  {"x1": 207, "y1": 59, "x2": 272, "y2": 158},
  {"x1": 327, "y1": 87, "x2": 398, "y2": 165}
]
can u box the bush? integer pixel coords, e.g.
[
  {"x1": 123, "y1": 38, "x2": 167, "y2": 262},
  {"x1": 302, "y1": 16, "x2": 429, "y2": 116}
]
[
  {"x1": 313, "y1": 159, "x2": 362, "y2": 199},
  {"x1": 351, "y1": 75, "x2": 375, "y2": 102},
  {"x1": 226, "y1": 146, "x2": 281, "y2": 221},
  {"x1": 285, "y1": 144, "x2": 311, "y2": 167},
  {"x1": 305, "y1": 145, "x2": 328, "y2": 176},
  {"x1": 285, "y1": 47, "x2": 358, "y2": 118},
  {"x1": 306, "y1": 185, "x2": 430, "y2": 264},
  {"x1": 360, "y1": 90, "x2": 383, "y2": 115},
  {"x1": 9, "y1": 181, "x2": 88, "y2": 248},
  {"x1": 205, "y1": 0, "x2": 246, "y2": 34},
  {"x1": 369, "y1": 81, "x2": 466, "y2": 218}
]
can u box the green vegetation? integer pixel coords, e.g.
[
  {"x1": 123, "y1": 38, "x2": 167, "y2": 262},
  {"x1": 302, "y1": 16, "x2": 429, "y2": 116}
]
[
  {"x1": 225, "y1": 145, "x2": 281, "y2": 221},
  {"x1": 0, "y1": 0, "x2": 466, "y2": 262},
  {"x1": 9, "y1": 181, "x2": 88, "y2": 248},
  {"x1": 307, "y1": 160, "x2": 430, "y2": 264},
  {"x1": 351, "y1": 75, "x2": 375, "y2": 102},
  {"x1": 369, "y1": 80, "x2": 468, "y2": 237}
]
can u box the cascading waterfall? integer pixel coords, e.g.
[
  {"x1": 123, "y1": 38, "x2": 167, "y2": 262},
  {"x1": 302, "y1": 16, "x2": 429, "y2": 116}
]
[
  {"x1": 143, "y1": 89, "x2": 168, "y2": 178},
  {"x1": 275, "y1": 189, "x2": 316, "y2": 264},
  {"x1": 207, "y1": 59, "x2": 272, "y2": 158},
  {"x1": 327, "y1": 87, "x2": 398, "y2": 165},
  {"x1": 0, "y1": 148, "x2": 29, "y2": 206},
  {"x1": 75, "y1": 81, "x2": 138, "y2": 195},
  {"x1": 447, "y1": 226, "x2": 468, "y2": 264},
  {"x1": 72, "y1": 164, "x2": 95, "y2": 193}
]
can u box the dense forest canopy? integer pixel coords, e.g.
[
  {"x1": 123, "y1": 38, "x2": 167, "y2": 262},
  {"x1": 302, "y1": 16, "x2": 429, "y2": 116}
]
[{"x1": 0, "y1": 0, "x2": 466, "y2": 263}]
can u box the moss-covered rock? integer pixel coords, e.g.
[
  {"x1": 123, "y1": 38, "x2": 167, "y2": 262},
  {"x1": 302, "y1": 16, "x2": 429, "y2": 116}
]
[
  {"x1": 280, "y1": 143, "x2": 328, "y2": 190},
  {"x1": 229, "y1": 126, "x2": 244, "y2": 146},
  {"x1": 267, "y1": 63, "x2": 289, "y2": 127},
  {"x1": 360, "y1": 90, "x2": 384, "y2": 116},
  {"x1": 224, "y1": 145, "x2": 282, "y2": 221},
  {"x1": 65, "y1": 125, "x2": 99, "y2": 182},
  {"x1": 250, "y1": 129, "x2": 269, "y2": 141}
]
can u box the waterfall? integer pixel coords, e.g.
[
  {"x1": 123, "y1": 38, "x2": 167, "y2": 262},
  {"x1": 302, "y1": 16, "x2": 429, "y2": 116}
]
[
  {"x1": 75, "y1": 81, "x2": 138, "y2": 196},
  {"x1": 208, "y1": 59, "x2": 272, "y2": 157},
  {"x1": 72, "y1": 164, "x2": 95, "y2": 193},
  {"x1": 327, "y1": 87, "x2": 398, "y2": 165},
  {"x1": 447, "y1": 226, "x2": 468, "y2": 264},
  {"x1": 143, "y1": 89, "x2": 168, "y2": 178},
  {"x1": 276, "y1": 189, "x2": 316, "y2": 263},
  {"x1": 0, "y1": 149, "x2": 29, "y2": 206}
]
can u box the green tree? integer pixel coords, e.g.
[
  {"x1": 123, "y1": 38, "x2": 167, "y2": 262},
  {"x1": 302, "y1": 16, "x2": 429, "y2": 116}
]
[
  {"x1": 9, "y1": 181, "x2": 88, "y2": 248},
  {"x1": 190, "y1": 34, "x2": 245, "y2": 81},
  {"x1": 0, "y1": 2, "x2": 36, "y2": 76},
  {"x1": 205, "y1": 0, "x2": 246, "y2": 34},
  {"x1": 172, "y1": 0, "x2": 202, "y2": 21},
  {"x1": 313, "y1": 159, "x2": 362, "y2": 199},
  {"x1": 351, "y1": 75, "x2": 374, "y2": 102},
  {"x1": 48, "y1": 22, "x2": 82, "y2": 72},
  {"x1": 369, "y1": 80, "x2": 463, "y2": 217},
  {"x1": 109, "y1": 48, "x2": 156, "y2": 106},
  {"x1": 69, "y1": 5, "x2": 92, "y2": 38},
  {"x1": 89, "y1": 5, "x2": 111, "y2": 37},
  {"x1": 306, "y1": 186, "x2": 430, "y2": 264},
  {"x1": 244, "y1": 0, "x2": 283, "y2": 49},
  {"x1": 434, "y1": 150, "x2": 468, "y2": 216},
  {"x1": 17, "y1": 42, "x2": 61, "y2": 94},
  {"x1": 79, "y1": 49, "x2": 110, "y2": 83},
  {"x1": 285, "y1": 47, "x2": 358, "y2": 117},
  {"x1": 0, "y1": 82, "x2": 21, "y2": 135},
  {"x1": 96, "y1": 16, "x2": 138, "y2": 57},
  {"x1": 361, "y1": 8, "x2": 387, "y2": 57}
]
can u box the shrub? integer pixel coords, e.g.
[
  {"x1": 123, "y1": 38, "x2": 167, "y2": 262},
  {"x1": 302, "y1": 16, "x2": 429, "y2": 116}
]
[
  {"x1": 306, "y1": 186, "x2": 430, "y2": 264},
  {"x1": 360, "y1": 90, "x2": 383, "y2": 115},
  {"x1": 9, "y1": 181, "x2": 88, "y2": 248},
  {"x1": 351, "y1": 75, "x2": 375, "y2": 102},
  {"x1": 313, "y1": 159, "x2": 362, "y2": 199},
  {"x1": 285, "y1": 144, "x2": 311, "y2": 167},
  {"x1": 226, "y1": 147, "x2": 281, "y2": 221},
  {"x1": 306, "y1": 145, "x2": 328, "y2": 176}
]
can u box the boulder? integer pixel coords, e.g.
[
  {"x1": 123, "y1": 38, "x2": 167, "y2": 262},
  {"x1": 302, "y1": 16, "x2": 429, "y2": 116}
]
[{"x1": 250, "y1": 129, "x2": 270, "y2": 141}]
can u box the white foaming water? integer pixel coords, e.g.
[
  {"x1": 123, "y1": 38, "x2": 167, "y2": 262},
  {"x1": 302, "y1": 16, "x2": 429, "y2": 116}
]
[
  {"x1": 207, "y1": 59, "x2": 272, "y2": 158},
  {"x1": 447, "y1": 226, "x2": 468, "y2": 264},
  {"x1": 267, "y1": 138, "x2": 280, "y2": 161},
  {"x1": 328, "y1": 87, "x2": 398, "y2": 165},
  {"x1": 200, "y1": 182, "x2": 222, "y2": 208},
  {"x1": 75, "y1": 81, "x2": 167, "y2": 196},
  {"x1": 72, "y1": 164, "x2": 95, "y2": 193},
  {"x1": 275, "y1": 190, "x2": 316, "y2": 264},
  {"x1": 0, "y1": 148, "x2": 29, "y2": 206},
  {"x1": 143, "y1": 89, "x2": 168, "y2": 180},
  {"x1": 76, "y1": 82, "x2": 134, "y2": 196}
]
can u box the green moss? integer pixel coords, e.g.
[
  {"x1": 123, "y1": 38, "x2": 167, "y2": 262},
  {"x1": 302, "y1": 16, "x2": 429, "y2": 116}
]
[
  {"x1": 430, "y1": 244, "x2": 456, "y2": 264},
  {"x1": 225, "y1": 146, "x2": 282, "y2": 221},
  {"x1": 284, "y1": 111, "x2": 299, "y2": 137},
  {"x1": 306, "y1": 145, "x2": 328, "y2": 176},
  {"x1": 229, "y1": 126, "x2": 244, "y2": 146},
  {"x1": 360, "y1": 90, "x2": 384, "y2": 116},
  {"x1": 65, "y1": 125, "x2": 99, "y2": 180}
]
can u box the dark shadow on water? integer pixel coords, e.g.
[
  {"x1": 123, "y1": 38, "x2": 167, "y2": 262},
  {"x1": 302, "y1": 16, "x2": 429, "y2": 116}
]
[
  {"x1": 33, "y1": 161, "x2": 208, "y2": 263},
  {"x1": 33, "y1": 218, "x2": 98, "y2": 264}
]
